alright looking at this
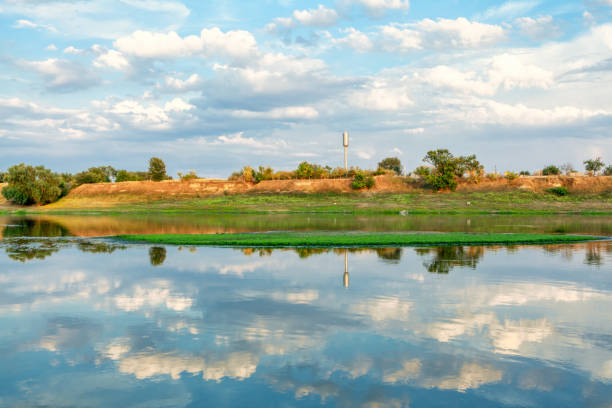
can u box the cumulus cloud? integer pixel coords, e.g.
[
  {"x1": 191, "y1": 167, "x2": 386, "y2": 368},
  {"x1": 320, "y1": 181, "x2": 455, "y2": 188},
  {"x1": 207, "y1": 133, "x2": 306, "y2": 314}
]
[
  {"x1": 93, "y1": 50, "x2": 131, "y2": 70},
  {"x1": 351, "y1": 0, "x2": 410, "y2": 17},
  {"x1": 17, "y1": 58, "x2": 100, "y2": 92},
  {"x1": 333, "y1": 28, "x2": 374, "y2": 52},
  {"x1": 515, "y1": 15, "x2": 561, "y2": 40},
  {"x1": 293, "y1": 5, "x2": 338, "y2": 27},
  {"x1": 265, "y1": 5, "x2": 338, "y2": 34},
  {"x1": 114, "y1": 28, "x2": 258, "y2": 64},
  {"x1": 156, "y1": 74, "x2": 203, "y2": 93}
]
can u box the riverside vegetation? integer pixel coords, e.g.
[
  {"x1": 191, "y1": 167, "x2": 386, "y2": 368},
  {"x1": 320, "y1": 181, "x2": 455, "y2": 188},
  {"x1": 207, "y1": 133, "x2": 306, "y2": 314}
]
[{"x1": 1, "y1": 150, "x2": 611, "y2": 213}]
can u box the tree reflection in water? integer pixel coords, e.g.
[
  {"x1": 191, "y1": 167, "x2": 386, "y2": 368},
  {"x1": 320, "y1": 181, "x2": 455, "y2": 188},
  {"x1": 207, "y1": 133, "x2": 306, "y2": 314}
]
[
  {"x1": 2, "y1": 218, "x2": 70, "y2": 238},
  {"x1": 149, "y1": 246, "x2": 167, "y2": 266},
  {"x1": 415, "y1": 246, "x2": 484, "y2": 274},
  {"x1": 1, "y1": 238, "x2": 127, "y2": 263}
]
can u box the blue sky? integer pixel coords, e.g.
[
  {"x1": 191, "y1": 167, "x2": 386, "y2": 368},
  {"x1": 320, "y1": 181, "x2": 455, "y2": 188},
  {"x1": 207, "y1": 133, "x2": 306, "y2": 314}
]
[{"x1": 1, "y1": 0, "x2": 611, "y2": 177}]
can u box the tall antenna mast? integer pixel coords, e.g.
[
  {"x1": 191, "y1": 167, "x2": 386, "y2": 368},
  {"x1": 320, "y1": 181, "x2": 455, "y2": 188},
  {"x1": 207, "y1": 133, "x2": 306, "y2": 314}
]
[{"x1": 343, "y1": 131, "x2": 349, "y2": 172}]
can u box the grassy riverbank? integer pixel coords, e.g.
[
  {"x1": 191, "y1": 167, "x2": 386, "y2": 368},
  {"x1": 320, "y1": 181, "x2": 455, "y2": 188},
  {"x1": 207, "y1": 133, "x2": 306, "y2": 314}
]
[
  {"x1": 7, "y1": 191, "x2": 612, "y2": 215},
  {"x1": 115, "y1": 231, "x2": 601, "y2": 247}
]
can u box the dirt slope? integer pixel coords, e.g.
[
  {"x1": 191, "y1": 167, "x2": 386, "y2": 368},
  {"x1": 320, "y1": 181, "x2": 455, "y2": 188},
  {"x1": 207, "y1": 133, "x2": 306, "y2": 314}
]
[{"x1": 9, "y1": 175, "x2": 612, "y2": 210}]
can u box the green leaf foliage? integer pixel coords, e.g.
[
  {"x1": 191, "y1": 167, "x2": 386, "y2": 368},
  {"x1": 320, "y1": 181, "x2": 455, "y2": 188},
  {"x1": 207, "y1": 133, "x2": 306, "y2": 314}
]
[{"x1": 1, "y1": 163, "x2": 63, "y2": 205}]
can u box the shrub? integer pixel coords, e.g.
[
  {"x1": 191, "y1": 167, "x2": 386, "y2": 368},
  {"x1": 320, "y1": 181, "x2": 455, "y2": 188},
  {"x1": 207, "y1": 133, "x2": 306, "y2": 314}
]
[
  {"x1": 413, "y1": 166, "x2": 431, "y2": 178},
  {"x1": 1, "y1": 163, "x2": 63, "y2": 205},
  {"x1": 519, "y1": 170, "x2": 530, "y2": 176},
  {"x1": 377, "y1": 157, "x2": 402, "y2": 175},
  {"x1": 148, "y1": 157, "x2": 167, "y2": 181},
  {"x1": 178, "y1": 170, "x2": 198, "y2": 181},
  {"x1": 253, "y1": 166, "x2": 274, "y2": 183},
  {"x1": 295, "y1": 161, "x2": 314, "y2": 179},
  {"x1": 74, "y1": 166, "x2": 116, "y2": 186},
  {"x1": 584, "y1": 157, "x2": 605, "y2": 175},
  {"x1": 351, "y1": 172, "x2": 375, "y2": 190},
  {"x1": 542, "y1": 165, "x2": 560, "y2": 175},
  {"x1": 604, "y1": 165, "x2": 612, "y2": 176},
  {"x1": 504, "y1": 171, "x2": 518, "y2": 181},
  {"x1": 422, "y1": 149, "x2": 480, "y2": 191},
  {"x1": 547, "y1": 186, "x2": 568, "y2": 196},
  {"x1": 116, "y1": 170, "x2": 147, "y2": 182},
  {"x1": 486, "y1": 173, "x2": 499, "y2": 181}
]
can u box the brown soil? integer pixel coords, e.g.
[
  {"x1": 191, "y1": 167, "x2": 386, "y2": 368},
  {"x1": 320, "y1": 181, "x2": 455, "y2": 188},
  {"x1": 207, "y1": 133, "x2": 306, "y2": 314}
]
[
  {"x1": 62, "y1": 175, "x2": 612, "y2": 199},
  {"x1": 3, "y1": 176, "x2": 612, "y2": 211}
]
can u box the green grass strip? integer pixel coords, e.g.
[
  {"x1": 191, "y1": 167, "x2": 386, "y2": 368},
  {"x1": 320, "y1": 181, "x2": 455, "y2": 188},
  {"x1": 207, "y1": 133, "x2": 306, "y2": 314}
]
[{"x1": 114, "y1": 232, "x2": 602, "y2": 247}]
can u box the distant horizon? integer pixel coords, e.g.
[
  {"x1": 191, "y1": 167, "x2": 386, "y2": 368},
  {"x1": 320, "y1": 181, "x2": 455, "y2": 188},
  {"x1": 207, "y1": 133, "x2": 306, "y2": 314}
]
[{"x1": 1, "y1": 0, "x2": 611, "y2": 178}]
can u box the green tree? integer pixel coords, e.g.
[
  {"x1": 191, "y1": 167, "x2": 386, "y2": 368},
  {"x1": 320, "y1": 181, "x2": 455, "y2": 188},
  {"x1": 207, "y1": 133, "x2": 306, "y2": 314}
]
[
  {"x1": 1, "y1": 164, "x2": 63, "y2": 205},
  {"x1": 148, "y1": 157, "x2": 167, "y2": 181},
  {"x1": 584, "y1": 157, "x2": 605, "y2": 175},
  {"x1": 116, "y1": 170, "x2": 147, "y2": 182},
  {"x1": 74, "y1": 166, "x2": 116, "y2": 186},
  {"x1": 542, "y1": 165, "x2": 560, "y2": 175},
  {"x1": 422, "y1": 149, "x2": 480, "y2": 191},
  {"x1": 377, "y1": 157, "x2": 402, "y2": 175},
  {"x1": 295, "y1": 161, "x2": 315, "y2": 179},
  {"x1": 604, "y1": 165, "x2": 612, "y2": 176}
]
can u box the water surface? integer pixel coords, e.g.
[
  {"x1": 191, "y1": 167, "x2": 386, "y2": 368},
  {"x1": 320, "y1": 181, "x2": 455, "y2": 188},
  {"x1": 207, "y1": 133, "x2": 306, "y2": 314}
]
[{"x1": 1, "y1": 233, "x2": 611, "y2": 406}]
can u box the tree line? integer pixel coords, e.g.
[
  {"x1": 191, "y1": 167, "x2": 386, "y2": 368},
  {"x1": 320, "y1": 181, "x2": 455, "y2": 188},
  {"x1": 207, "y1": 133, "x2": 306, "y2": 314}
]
[
  {"x1": 1, "y1": 157, "x2": 168, "y2": 205},
  {"x1": 2, "y1": 150, "x2": 610, "y2": 206}
]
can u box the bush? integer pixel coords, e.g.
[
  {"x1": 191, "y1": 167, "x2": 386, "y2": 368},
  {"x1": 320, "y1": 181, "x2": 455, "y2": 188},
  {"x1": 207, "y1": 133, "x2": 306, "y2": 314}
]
[
  {"x1": 351, "y1": 172, "x2": 375, "y2": 190},
  {"x1": 547, "y1": 186, "x2": 568, "y2": 196},
  {"x1": 1, "y1": 163, "x2": 63, "y2": 205},
  {"x1": 584, "y1": 157, "x2": 605, "y2": 175},
  {"x1": 519, "y1": 170, "x2": 530, "y2": 176},
  {"x1": 413, "y1": 166, "x2": 431, "y2": 178},
  {"x1": 116, "y1": 170, "x2": 148, "y2": 182},
  {"x1": 178, "y1": 170, "x2": 198, "y2": 181},
  {"x1": 486, "y1": 173, "x2": 499, "y2": 181},
  {"x1": 377, "y1": 157, "x2": 402, "y2": 175},
  {"x1": 74, "y1": 166, "x2": 116, "y2": 186},
  {"x1": 604, "y1": 166, "x2": 612, "y2": 176},
  {"x1": 542, "y1": 165, "x2": 560, "y2": 175},
  {"x1": 253, "y1": 166, "x2": 274, "y2": 183},
  {"x1": 422, "y1": 149, "x2": 480, "y2": 191},
  {"x1": 148, "y1": 157, "x2": 167, "y2": 181},
  {"x1": 504, "y1": 171, "x2": 518, "y2": 181}
]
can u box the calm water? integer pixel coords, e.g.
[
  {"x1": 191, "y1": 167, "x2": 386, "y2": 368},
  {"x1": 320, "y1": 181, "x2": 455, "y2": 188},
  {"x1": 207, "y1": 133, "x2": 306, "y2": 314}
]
[{"x1": 1, "y1": 217, "x2": 612, "y2": 407}]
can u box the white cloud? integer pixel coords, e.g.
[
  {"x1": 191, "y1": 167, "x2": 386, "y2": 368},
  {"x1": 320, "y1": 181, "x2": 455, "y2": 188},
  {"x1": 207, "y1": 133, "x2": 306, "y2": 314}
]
[
  {"x1": 93, "y1": 50, "x2": 131, "y2": 70},
  {"x1": 18, "y1": 58, "x2": 100, "y2": 92},
  {"x1": 333, "y1": 28, "x2": 374, "y2": 52},
  {"x1": 156, "y1": 74, "x2": 203, "y2": 93},
  {"x1": 293, "y1": 5, "x2": 338, "y2": 27},
  {"x1": 45, "y1": 44, "x2": 58, "y2": 51},
  {"x1": 63, "y1": 46, "x2": 85, "y2": 55},
  {"x1": 349, "y1": 78, "x2": 413, "y2": 111},
  {"x1": 106, "y1": 97, "x2": 194, "y2": 130},
  {"x1": 477, "y1": 1, "x2": 540, "y2": 20},
  {"x1": 2, "y1": 0, "x2": 190, "y2": 39},
  {"x1": 515, "y1": 16, "x2": 560, "y2": 40},
  {"x1": 13, "y1": 19, "x2": 56, "y2": 32},
  {"x1": 352, "y1": 0, "x2": 410, "y2": 17},
  {"x1": 231, "y1": 106, "x2": 319, "y2": 120},
  {"x1": 378, "y1": 18, "x2": 505, "y2": 52},
  {"x1": 414, "y1": 17, "x2": 506, "y2": 48},
  {"x1": 114, "y1": 27, "x2": 258, "y2": 63},
  {"x1": 265, "y1": 5, "x2": 338, "y2": 33}
]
